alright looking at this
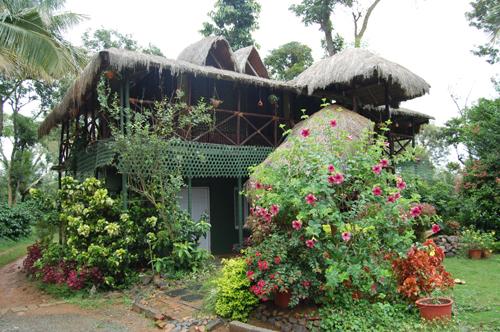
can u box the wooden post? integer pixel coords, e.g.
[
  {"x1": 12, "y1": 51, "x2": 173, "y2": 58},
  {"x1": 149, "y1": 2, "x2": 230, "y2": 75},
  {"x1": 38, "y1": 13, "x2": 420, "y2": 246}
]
[
  {"x1": 187, "y1": 177, "x2": 192, "y2": 216},
  {"x1": 237, "y1": 177, "x2": 243, "y2": 246},
  {"x1": 237, "y1": 89, "x2": 241, "y2": 145}
]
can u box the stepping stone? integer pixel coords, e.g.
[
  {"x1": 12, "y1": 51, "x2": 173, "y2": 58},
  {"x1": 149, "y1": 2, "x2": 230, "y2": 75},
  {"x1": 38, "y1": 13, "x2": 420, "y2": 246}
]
[
  {"x1": 180, "y1": 294, "x2": 203, "y2": 302},
  {"x1": 187, "y1": 284, "x2": 202, "y2": 291},
  {"x1": 166, "y1": 288, "x2": 189, "y2": 297}
]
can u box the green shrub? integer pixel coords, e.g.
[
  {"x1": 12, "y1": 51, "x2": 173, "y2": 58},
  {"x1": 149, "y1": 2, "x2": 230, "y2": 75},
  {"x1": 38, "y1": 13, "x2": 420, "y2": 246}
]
[
  {"x1": 213, "y1": 258, "x2": 259, "y2": 321},
  {"x1": 0, "y1": 201, "x2": 38, "y2": 240}
]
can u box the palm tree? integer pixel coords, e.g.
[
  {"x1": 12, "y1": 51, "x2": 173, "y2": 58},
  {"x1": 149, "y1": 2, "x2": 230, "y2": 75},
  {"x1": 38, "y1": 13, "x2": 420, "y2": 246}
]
[{"x1": 0, "y1": 0, "x2": 86, "y2": 80}]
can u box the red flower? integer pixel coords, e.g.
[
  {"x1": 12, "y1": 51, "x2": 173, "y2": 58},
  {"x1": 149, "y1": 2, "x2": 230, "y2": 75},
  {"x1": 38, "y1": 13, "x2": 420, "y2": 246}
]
[
  {"x1": 305, "y1": 239, "x2": 316, "y2": 248},
  {"x1": 246, "y1": 270, "x2": 255, "y2": 280},
  {"x1": 330, "y1": 119, "x2": 337, "y2": 128},
  {"x1": 274, "y1": 256, "x2": 281, "y2": 264},
  {"x1": 333, "y1": 173, "x2": 344, "y2": 184},
  {"x1": 372, "y1": 164, "x2": 383, "y2": 175},
  {"x1": 380, "y1": 159, "x2": 389, "y2": 168},
  {"x1": 372, "y1": 186, "x2": 382, "y2": 196},
  {"x1": 270, "y1": 204, "x2": 280, "y2": 216},
  {"x1": 410, "y1": 205, "x2": 422, "y2": 218},
  {"x1": 270, "y1": 273, "x2": 276, "y2": 280},
  {"x1": 328, "y1": 164, "x2": 335, "y2": 173},
  {"x1": 255, "y1": 182, "x2": 263, "y2": 190},
  {"x1": 257, "y1": 279, "x2": 266, "y2": 288},
  {"x1": 292, "y1": 219, "x2": 303, "y2": 230},
  {"x1": 255, "y1": 251, "x2": 262, "y2": 257},
  {"x1": 305, "y1": 193, "x2": 317, "y2": 205},
  {"x1": 302, "y1": 280, "x2": 311, "y2": 288},
  {"x1": 431, "y1": 224, "x2": 441, "y2": 234},
  {"x1": 387, "y1": 195, "x2": 396, "y2": 203},
  {"x1": 258, "y1": 260, "x2": 269, "y2": 271},
  {"x1": 301, "y1": 128, "x2": 310, "y2": 138},
  {"x1": 397, "y1": 179, "x2": 407, "y2": 190}
]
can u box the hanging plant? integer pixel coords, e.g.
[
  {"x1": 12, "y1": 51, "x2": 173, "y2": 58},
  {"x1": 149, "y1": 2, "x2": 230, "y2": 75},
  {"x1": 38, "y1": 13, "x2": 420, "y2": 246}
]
[
  {"x1": 103, "y1": 70, "x2": 115, "y2": 80},
  {"x1": 268, "y1": 94, "x2": 279, "y2": 106},
  {"x1": 210, "y1": 98, "x2": 223, "y2": 108},
  {"x1": 257, "y1": 99, "x2": 264, "y2": 109}
]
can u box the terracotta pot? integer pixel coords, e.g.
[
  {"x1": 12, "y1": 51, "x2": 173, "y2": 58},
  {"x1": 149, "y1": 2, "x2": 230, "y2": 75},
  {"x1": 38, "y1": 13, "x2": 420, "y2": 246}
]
[
  {"x1": 104, "y1": 70, "x2": 115, "y2": 80},
  {"x1": 415, "y1": 297, "x2": 453, "y2": 321},
  {"x1": 482, "y1": 249, "x2": 492, "y2": 258},
  {"x1": 210, "y1": 98, "x2": 223, "y2": 108},
  {"x1": 274, "y1": 290, "x2": 291, "y2": 309},
  {"x1": 468, "y1": 249, "x2": 482, "y2": 259}
]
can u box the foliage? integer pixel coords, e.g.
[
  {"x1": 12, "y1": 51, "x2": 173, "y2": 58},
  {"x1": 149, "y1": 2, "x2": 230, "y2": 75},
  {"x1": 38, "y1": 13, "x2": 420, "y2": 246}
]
[
  {"x1": 0, "y1": 201, "x2": 38, "y2": 240},
  {"x1": 460, "y1": 227, "x2": 496, "y2": 252},
  {"x1": 444, "y1": 97, "x2": 500, "y2": 234},
  {"x1": 0, "y1": 0, "x2": 85, "y2": 80},
  {"x1": 82, "y1": 28, "x2": 164, "y2": 57},
  {"x1": 289, "y1": 0, "x2": 350, "y2": 55},
  {"x1": 0, "y1": 234, "x2": 35, "y2": 268},
  {"x1": 466, "y1": 0, "x2": 499, "y2": 64},
  {"x1": 264, "y1": 41, "x2": 314, "y2": 81},
  {"x1": 391, "y1": 239, "x2": 454, "y2": 301},
  {"x1": 212, "y1": 258, "x2": 259, "y2": 321},
  {"x1": 29, "y1": 187, "x2": 59, "y2": 244},
  {"x1": 244, "y1": 117, "x2": 422, "y2": 308},
  {"x1": 317, "y1": 299, "x2": 422, "y2": 331},
  {"x1": 200, "y1": 0, "x2": 261, "y2": 49}
]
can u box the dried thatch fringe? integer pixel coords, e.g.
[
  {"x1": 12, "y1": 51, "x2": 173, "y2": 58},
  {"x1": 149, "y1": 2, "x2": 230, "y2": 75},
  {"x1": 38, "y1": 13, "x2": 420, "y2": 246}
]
[
  {"x1": 291, "y1": 48, "x2": 430, "y2": 99},
  {"x1": 177, "y1": 36, "x2": 238, "y2": 71},
  {"x1": 38, "y1": 48, "x2": 301, "y2": 137}
]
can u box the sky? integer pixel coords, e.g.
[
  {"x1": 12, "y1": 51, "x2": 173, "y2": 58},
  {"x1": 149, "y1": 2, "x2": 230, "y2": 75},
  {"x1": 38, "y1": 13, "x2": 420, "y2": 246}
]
[{"x1": 59, "y1": 0, "x2": 497, "y2": 126}]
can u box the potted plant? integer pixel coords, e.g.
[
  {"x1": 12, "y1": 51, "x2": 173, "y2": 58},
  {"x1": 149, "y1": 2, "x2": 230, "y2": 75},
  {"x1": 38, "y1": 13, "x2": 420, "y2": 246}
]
[
  {"x1": 461, "y1": 228, "x2": 483, "y2": 259},
  {"x1": 480, "y1": 231, "x2": 496, "y2": 258},
  {"x1": 210, "y1": 98, "x2": 223, "y2": 108},
  {"x1": 392, "y1": 240, "x2": 455, "y2": 320}
]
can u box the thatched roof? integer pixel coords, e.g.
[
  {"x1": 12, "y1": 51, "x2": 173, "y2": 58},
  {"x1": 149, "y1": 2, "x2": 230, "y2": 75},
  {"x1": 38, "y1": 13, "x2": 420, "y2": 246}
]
[
  {"x1": 38, "y1": 48, "x2": 300, "y2": 137},
  {"x1": 177, "y1": 36, "x2": 237, "y2": 71},
  {"x1": 233, "y1": 46, "x2": 269, "y2": 78},
  {"x1": 364, "y1": 106, "x2": 434, "y2": 120},
  {"x1": 290, "y1": 48, "x2": 430, "y2": 107}
]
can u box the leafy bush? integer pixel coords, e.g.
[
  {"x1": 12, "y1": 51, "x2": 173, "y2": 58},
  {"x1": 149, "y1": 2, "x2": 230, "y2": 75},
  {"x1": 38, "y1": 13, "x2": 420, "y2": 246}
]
[
  {"x1": 212, "y1": 258, "x2": 259, "y2": 321},
  {"x1": 460, "y1": 227, "x2": 497, "y2": 253},
  {"x1": 244, "y1": 114, "x2": 422, "y2": 307},
  {"x1": 391, "y1": 239, "x2": 454, "y2": 301},
  {"x1": 0, "y1": 201, "x2": 38, "y2": 240}
]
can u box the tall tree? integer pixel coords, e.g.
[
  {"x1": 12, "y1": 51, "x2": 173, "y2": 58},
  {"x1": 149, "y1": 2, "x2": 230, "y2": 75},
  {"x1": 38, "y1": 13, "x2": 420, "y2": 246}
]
[
  {"x1": 200, "y1": 0, "x2": 261, "y2": 49},
  {"x1": 351, "y1": 0, "x2": 382, "y2": 48},
  {"x1": 81, "y1": 28, "x2": 164, "y2": 56},
  {"x1": 290, "y1": 0, "x2": 352, "y2": 56},
  {"x1": 0, "y1": 0, "x2": 84, "y2": 137},
  {"x1": 466, "y1": 0, "x2": 500, "y2": 64},
  {"x1": 264, "y1": 41, "x2": 314, "y2": 80}
]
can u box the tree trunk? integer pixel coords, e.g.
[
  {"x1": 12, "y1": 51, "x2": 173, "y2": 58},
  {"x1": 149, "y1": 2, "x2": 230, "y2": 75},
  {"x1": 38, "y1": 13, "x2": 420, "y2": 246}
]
[
  {"x1": 0, "y1": 100, "x2": 3, "y2": 137},
  {"x1": 321, "y1": 21, "x2": 336, "y2": 56},
  {"x1": 354, "y1": 0, "x2": 382, "y2": 48}
]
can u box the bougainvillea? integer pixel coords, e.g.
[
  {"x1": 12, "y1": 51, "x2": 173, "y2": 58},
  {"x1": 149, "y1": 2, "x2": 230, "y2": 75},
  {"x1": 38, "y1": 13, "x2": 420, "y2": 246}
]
[{"x1": 391, "y1": 239, "x2": 454, "y2": 301}]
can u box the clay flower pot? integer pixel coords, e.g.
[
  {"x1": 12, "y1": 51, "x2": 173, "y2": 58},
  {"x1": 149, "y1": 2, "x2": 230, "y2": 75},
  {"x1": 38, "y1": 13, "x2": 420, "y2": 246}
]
[
  {"x1": 210, "y1": 98, "x2": 223, "y2": 108},
  {"x1": 274, "y1": 290, "x2": 291, "y2": 309},
  {"x1": 468, "y1": 249, "x2": 482, "y2": 259},
  {"x1": 482, "y1": 249, "x2": 492, "y2": 258},
  {"x1": 103, "y1": 70, "x2": 115, "y2": 80},
  {"x1": 415, "y1": 297, "x2": 453, "y2": 321}
]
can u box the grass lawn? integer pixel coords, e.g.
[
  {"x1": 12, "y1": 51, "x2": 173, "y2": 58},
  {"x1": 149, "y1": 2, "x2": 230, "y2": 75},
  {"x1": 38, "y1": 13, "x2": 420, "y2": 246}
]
[
  {"x1": 445, "y1": 254, "x2": 500, "y2": 331},
  {"x1": 0, "y1": 234, "x2": 36, "y2": 269}
]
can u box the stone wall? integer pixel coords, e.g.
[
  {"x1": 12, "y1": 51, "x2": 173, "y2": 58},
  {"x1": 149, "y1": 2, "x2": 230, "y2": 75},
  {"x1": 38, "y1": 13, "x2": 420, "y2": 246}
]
[{"x1": 432, "y1": 235, "x2": 460, "y2": 257}]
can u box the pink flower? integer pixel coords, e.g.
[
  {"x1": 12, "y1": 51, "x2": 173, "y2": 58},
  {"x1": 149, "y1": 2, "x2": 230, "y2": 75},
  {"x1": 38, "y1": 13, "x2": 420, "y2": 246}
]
[
  {"x1": 274, "y1": 256, "x2": 281, "y2": 264},
  {"x1": 301, "y1": 128, "x2": 310, "y2": 138},
  {"x1": 384, "y1": 141, "x2": 390, "y2": 147},
  {"x1": 394, "y1": 192, "x2": 401, "y2": 199},
  {"x1": 270, "y1": 204, "x2": 280, "y2": 216},
  {"x1": 332, "y1": 173, "x2": 344, "y2": 184},
  {"x1": 380, "y1": 159, "x2": 389, "y2": 168},
  {"x1": 328, "y1": 164, "x2": 335, "y2": 173},
  {"x1": 257, "y1": 279, "x2": 266, "y2": 288},
  {"x1": 342, "y1": 232, "x2": 351, "y2": 242},
  {"x1": 372, "y1": 186, "x2": 382, "y2": 196},
  {"x1": 305, "y1": 239, "x2": 316, "y2": 248},
  {"x1": 258, "y1": 260, "x2": 269, "y2": 271},
  {"x1": 432, "y1": 224, "x2": 441, "y2": 234},
  {"x1": 292, "y1": 219, "x2": 303, "y2": 230},
  {"x1": 255, "y1": 182, "x2": 263, "y2": 190},
  {"x1": 372, "y1": 164, "x2": 383, "y2": 175},
  {"x1": 347, "y1": 135, "x2": 353, "y2": 140},
  {"x1": 410, "y1": 205, "x2": 422, "y2": 218},
  {"x1": 246, "y1": 270, "x2": 255, "y2": 280},
  {"x1": 305, "y1": 193, "x2": 317, "y2": 205},
  {"x1": 255, "y1": 251, "x2": 261, "y2": 257},
  {"x1": 330, "y1": 119, "x2": 337, "y2": 128},
  {"x1": 396, "y1": 180, "x2": 407, "y2": 190},
  {"x1": 302, "y1": 280, "x2": 311, "y2": 288},
  {"x1": 387, "y1": 195, "x2": 396, "y2": 203}
]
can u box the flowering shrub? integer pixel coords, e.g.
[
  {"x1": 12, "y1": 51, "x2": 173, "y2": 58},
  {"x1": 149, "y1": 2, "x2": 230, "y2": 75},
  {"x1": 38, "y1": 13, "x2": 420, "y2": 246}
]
[
  {"x1": 391, "y1": 239, "x2": 454, "y2": 301},
  {"x1": 244, "y1": 110, "x2": 423, "y2": 306}
]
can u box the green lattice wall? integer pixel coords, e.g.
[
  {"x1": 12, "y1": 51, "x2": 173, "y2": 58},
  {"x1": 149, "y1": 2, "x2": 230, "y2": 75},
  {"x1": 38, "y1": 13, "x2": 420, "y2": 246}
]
[{"x1": 75, "y1": 140, "x2": 273, "y2": 178}]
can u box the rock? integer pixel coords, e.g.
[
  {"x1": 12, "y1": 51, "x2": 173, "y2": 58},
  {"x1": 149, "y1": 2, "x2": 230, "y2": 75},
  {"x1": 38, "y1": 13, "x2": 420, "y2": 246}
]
[
  {"x1": 163, "y1": 323, "x2": 177, "y2": 332},
  {"x1": 289, "y1": 317, "x2": 298, "y2": 324},
  {"x1": 292, "y1": 324, "x2": 307, "y2": 332},
  {"x1": 11, "y1": 306, "x2": 27, "y2": 312},
  {"x1": 89, "y1": 285, "x2": 97, "y2": 296},
  {"x1": 141, "y1": 274, "x2": 153, "y2": 285},
  {"x1": 156, "y1": 320, "x2": 168, "y2": 329}
]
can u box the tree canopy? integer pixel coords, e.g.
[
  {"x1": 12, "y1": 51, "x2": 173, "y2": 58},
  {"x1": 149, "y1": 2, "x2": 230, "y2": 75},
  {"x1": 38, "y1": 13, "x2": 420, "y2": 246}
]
[
  {"x1": 264, "y1": 41, "x2": 314, "y2": 80},
  {"x1": 200, "y1": 0, "x2": 261, "y2": 50},
  {"x1": 466, "y1": 0, "x2": 500, "y2": 64},
  {"x1": 82, "y1": 28, "x2": 164, "y2": 56}
]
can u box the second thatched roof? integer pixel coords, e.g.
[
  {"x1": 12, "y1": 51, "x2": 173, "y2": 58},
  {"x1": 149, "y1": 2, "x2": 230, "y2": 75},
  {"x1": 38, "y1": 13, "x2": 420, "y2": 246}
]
[
  {"x1": 291, "y1": 48, "x2": 430, "y2": 106},
  {"x1": 177, "y1": 36, "x2": 237, "y2": 71},
  {"x1": 233, "y1": 46, "x2": 269, "y2": 78}
]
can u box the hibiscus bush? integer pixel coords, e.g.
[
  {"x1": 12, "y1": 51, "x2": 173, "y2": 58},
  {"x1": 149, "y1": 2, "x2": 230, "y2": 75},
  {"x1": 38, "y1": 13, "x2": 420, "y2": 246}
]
[{"x1": 244, "y1": 114, "x2": 439, "y2": 307}]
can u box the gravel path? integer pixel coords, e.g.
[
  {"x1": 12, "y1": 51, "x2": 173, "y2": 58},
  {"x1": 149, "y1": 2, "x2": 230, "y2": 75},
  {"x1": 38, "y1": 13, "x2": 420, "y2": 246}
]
[{"x1": 0, "y1": 258, "x2": 156, "y2": 332}]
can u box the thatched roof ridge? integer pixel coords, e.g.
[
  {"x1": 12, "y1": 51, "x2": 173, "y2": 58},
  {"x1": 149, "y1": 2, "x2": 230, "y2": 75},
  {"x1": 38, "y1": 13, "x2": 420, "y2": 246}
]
[
  {"x1": 291, "y1": 48, "x2": 430, "y2": 102},
  {"x1": 38, "y1": 48, "x2": 300, "y2": 137},
  {"x1": 365, "y1": 106, "x2": 435, "y2": 120},
  {"x1": 233, "y1": 46, "x2": 269, "y2": 78},
  {"x1": 177, "y1": 36, "x2": 237, "y2": 71}
]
